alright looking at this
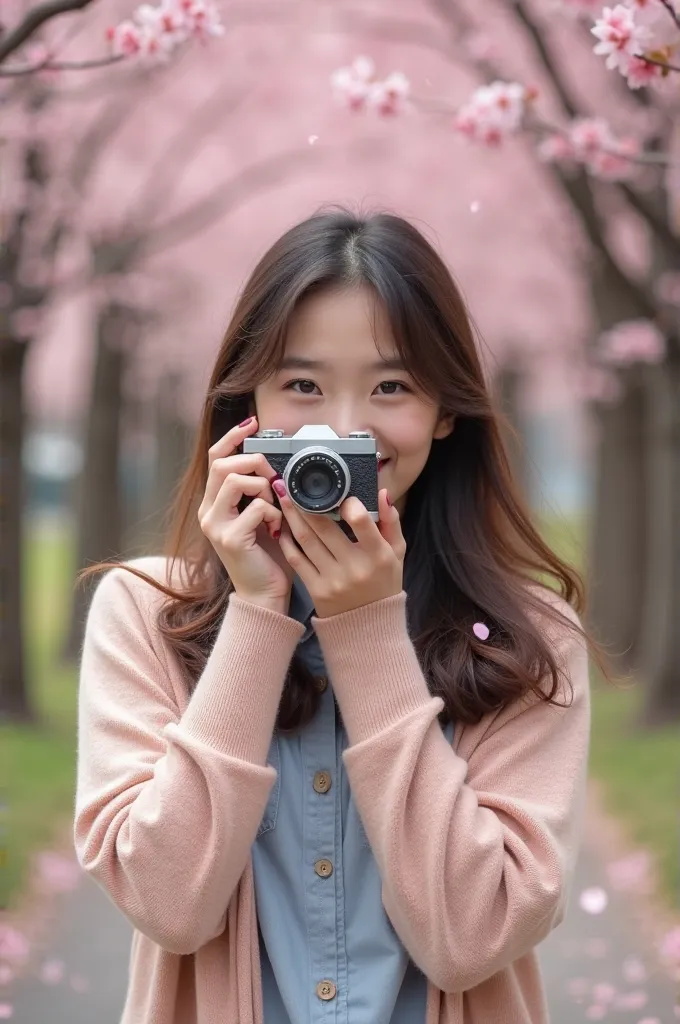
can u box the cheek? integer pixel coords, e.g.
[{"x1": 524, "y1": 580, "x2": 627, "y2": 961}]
[{"x1": 387, "y1": 408, "x2": 440, "y2": 461}]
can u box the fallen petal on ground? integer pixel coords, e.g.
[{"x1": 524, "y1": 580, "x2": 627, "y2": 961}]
[
  {"x1": 36, "y1": 852, "x2": 83, "y2": 894},
  {"x1": 0, "y1": 1004, "x2": 12, "y2": 1019},
  {"x1": 39, "y1": 958, "x2": 65, "y2": 984},
  {"x1": 0, "y1": 928, "x2": 29, "y2": 965}
]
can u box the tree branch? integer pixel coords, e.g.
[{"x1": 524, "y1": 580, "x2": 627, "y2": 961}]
[{"x1": 0, "y1": 0, "x2": 96, "y2": 64}]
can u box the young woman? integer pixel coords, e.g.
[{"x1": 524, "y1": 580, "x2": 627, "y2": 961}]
[{"x1": 74, "y1": 208, "x2": 594, "y2": 1024}]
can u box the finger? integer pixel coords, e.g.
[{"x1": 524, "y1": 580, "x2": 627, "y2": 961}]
[
  {"x1": 201, "y1": 453, "x2": 276, "y2": 512},
  {"x1": 297, "y1": 509, "x2": 355, "y2": 559},
  {"x1": 338, "y1": 496, "x2": 383, "y2": 551},
  {"x1": 377, "y1": 489, "x2": 406, "y2": 558},
  {"x1": 277, "y1": 522, "x2": 320, "y2": 585},
  {"x1": 207, "y1": 415, "x2": 258, "y2": 470},
  {"x1": 276, "y1": 489, "x2": 336, "y2": 572},
  {"x1": 204, "y1": 474, "x2": 275, "y2": 528},
  {"x1": 221, "y1": 497, "x2": 283, "y2": 549}
]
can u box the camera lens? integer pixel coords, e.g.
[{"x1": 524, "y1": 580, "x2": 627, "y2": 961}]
[{"x1": 285, "y1": 448, "x2": 350, "y2": 513}]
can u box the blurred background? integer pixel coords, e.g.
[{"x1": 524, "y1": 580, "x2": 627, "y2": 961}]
[{"x1": 1, "y1": 0, "x2": 679, "y2": 1020}]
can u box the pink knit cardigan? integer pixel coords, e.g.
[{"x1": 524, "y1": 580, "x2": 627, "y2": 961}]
[{"x1": 74, "y1": 556, "x2": 590, "y2": 1024}]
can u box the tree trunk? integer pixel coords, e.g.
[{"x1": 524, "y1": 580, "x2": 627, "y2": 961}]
[
  {"x1": 588, "y1": 374, "x2": 647, "y2": 668},
  {"x1": 62, "y1": 303, "x2": 129, "y2": 663},
  {"x1": 136, "y1": 372, "x2": 193, "y2": 554},
  {"x1": 494, "y1": 362, "x2": 531, "y2": 503},
  {"x1": 636, "y1": 349, "x2": 680, "y2": 726},
  {"x1": 0, "y1": 338, "x2": 35, "y2": 723},
  {"x1": 586, "y1": 266, "x2": 649, "y2": 671}
]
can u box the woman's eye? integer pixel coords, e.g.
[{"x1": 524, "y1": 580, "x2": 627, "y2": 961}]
[
  {"x1": 286, "y1": 379, "x2": 320, "y2": 395},
  {"x1": 375, "y1": 380, "x2": 410, "y2": 395}
]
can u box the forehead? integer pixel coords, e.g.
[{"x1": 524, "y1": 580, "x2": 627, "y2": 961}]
[{"x1": 283, "y1": 285, "x2": 398, "y2": 363}]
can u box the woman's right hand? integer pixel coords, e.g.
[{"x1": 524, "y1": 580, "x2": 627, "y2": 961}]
[{"x1": 198, "y1": 417, "x2": 293, "y2": 614}]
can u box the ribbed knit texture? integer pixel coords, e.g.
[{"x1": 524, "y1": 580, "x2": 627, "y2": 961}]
[
  {"x1": 312, "y1": 591, "x2": 433, "y2": 743},
  {"x1": 74, "y1": 556, "x2": 591, "y2": 1024}
]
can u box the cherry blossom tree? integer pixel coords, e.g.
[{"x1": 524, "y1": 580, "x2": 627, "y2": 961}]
[{"x1": 329, "y1": 0, "x2": 680, "y2": 723}]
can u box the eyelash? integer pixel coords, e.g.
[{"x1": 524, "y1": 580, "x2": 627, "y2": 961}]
[{"x1": 284, "y1": 379, "x2": 411, "y2": 396}]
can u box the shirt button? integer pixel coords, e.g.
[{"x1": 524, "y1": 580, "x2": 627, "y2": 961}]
[
  {"x1": 314, "y1": 675, "x2": 328, "y2": 693},
  {"x1": 313, "y1": 770, "x2": 332, "y2": 794},
  {"x1": 316, "y1": 980, "x2": 337, "y2": 1001},
  {"x1": 314, "y1": 858, "x2": 334, "y2": 878}
]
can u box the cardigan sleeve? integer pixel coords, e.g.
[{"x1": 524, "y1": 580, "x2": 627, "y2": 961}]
[
  {"x1": 312, "y1": 591, "x2": 590, "y2": 993},
  {"x1": 74, "y1": 562, "x2": 304, "y2": 955}
]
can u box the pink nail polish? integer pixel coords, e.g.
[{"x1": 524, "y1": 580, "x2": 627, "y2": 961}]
[
  {"x1": 272, "y1": 479, "x2": 287, "y2": 498},
  {"x1": 386, "y1": 492, "x2": 392, "y2": 507},
  {"x1": 239, "y1": 416, "x2": 253, "y2": 427}
]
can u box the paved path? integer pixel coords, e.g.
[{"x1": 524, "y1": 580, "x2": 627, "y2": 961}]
[{"x1": 3, "y1": 835, "x2": 678, "y2": 1023}]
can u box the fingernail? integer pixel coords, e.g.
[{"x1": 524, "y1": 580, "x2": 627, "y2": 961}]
[
  {"x1": 386, "y1": 492, "x2": 392, "y2": 507},
  {"x1": 272, "y1": 479, "x2": 287, "y2": 498},
  {"x1": 270, "y1": 472, "x2": 283, "y2": 484},
  {"x1": 239, "y1": 416, "x2": 253, "y2": 427}
]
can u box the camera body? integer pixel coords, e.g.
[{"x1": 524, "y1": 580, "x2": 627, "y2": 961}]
[{"x1": 243, "y1": 425, "x2": 380, "y2": 519}]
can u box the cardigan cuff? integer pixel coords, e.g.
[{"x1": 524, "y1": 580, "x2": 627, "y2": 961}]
[{"x1": 312, "y1": 592, "x2": 437, "y2": 744}]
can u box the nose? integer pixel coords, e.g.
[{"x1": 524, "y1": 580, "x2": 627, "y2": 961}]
[{"x1": 325, "y1": 403, "x2": 372, "y2": 440}]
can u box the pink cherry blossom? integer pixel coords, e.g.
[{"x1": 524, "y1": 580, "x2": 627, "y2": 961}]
[
  {"x1": 332, "y1": 59, "x2": 410, "y2": 117},
  {"x1": 454, "y1": 81, "x2": 528, "y2": 147},
  {"x1": 367, "y1": 71, "x2": 411, "y2": 117},
  {"x1": 107, "y1": 0, "x2": 223, "y2": 61},
  {"x1": 597, "y1": 319, "x2": 666, "y2": 366},
  {"x1": 592, "y1": 5, "x2": 651, "y2": 73}
]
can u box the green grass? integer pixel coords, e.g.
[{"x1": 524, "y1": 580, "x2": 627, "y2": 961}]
[
  {"x1": 589, "y1": 680, "x2": 680, "y2": 907},
  {"x1": 1, "y1": 518, "x2": 78, "y2": 911}
]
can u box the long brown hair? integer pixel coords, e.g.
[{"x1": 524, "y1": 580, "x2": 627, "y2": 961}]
[{"x1": 81, "y1": 207, "x2": 598, "y2": 732}]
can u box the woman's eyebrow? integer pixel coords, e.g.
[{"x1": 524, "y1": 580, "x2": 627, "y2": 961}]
[{"x1": 277, "y1": 356, "x2": 406, "y2": 371}]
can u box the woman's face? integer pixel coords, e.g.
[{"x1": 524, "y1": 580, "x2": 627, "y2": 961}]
[{"x1": 252, "y1": 285, "x2": 454, "y2": 514}]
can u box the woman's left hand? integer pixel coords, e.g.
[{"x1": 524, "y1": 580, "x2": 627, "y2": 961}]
[{"x1": 276, "y1": 488, "x2": 406, "y2": 618}]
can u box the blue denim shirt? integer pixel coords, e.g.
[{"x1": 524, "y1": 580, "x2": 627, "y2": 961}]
[{"x1": 251, "y1": 576, "x2": 454, "y2": 1024}]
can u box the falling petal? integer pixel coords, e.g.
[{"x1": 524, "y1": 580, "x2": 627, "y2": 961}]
[
  {"x1": 0, "y1": 1006, "x2": 12, "y2": 1020},
  {"x1": 470, "y1": 201, "x2": 481, "y2": 213},
  {"x1": 308, "y1": 135, "x2": 318, "y2": 145},
  {"x1": 472, "y1": 622, "x2": 489, "y2": 640},
  {"x1": 69, "y1": 974, "x2": 90, "y2": 993},
  {"x1": 622, "y1": 955, "x2": 647, "y2": 984},
  {"x1": 39, "y1": 958, "x2": 65, "y2": 984},
  {"x1": 0, "y1": 927, "x2": 30, "y2": 965},
  {"x1": 579, "y1": 887, "x2": 608, "y2": 915}
]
